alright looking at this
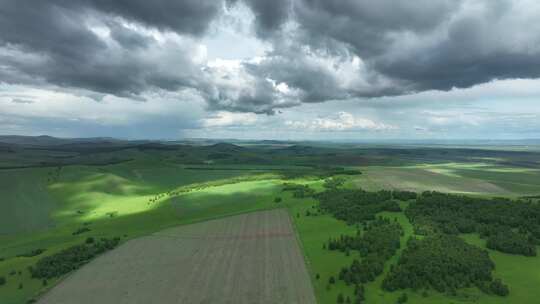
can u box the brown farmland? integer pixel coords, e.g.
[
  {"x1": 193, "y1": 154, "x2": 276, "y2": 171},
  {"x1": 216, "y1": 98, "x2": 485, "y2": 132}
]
[{"x1": 37, "y1": 209, "x2": 316, "y2": 304}]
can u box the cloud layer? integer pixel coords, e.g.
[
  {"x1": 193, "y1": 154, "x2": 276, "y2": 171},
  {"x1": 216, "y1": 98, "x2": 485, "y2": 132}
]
[
  {"x1": 1, "y1": 1, "x2": 540, "y2": 139},
  {"x1": 2, "y1": 0, "x2": 540, "y2": 114}
]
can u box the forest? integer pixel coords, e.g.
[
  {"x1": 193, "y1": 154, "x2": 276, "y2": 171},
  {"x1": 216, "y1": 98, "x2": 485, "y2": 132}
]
[
  {"x1": 328, "y1": 218, "x2": 402, "y2": 287},
  {"x1": 313, "y1": 188, "x2": 523, "y2": 300},
  {"x1": 315, "y1": 189, "x2": 405, "y2": 224},
  {"x1": 382, "y1": 234, "x2": 508, "y2": 296},
  {"x1": 406, "y1": 192, "x2": 540, "y2": 256}
]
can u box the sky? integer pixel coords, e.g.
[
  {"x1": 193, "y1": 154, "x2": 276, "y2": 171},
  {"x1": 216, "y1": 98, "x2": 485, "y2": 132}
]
[{"x1": 0, "y1": 0, "x2": 539, "y2": 140}]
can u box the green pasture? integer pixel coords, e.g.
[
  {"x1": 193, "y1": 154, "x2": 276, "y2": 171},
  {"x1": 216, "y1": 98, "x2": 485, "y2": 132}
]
[{"x1": 285, "y1": 194, "x2": 358, "y2": 304}]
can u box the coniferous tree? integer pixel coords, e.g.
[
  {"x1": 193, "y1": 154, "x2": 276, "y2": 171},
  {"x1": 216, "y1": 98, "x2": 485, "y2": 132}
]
[{"x1": 337, "y1": 293, "x2": 344, "y2": 304}]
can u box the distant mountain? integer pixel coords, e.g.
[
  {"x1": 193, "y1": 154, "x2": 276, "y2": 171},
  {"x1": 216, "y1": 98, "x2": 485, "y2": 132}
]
[
  {"x1": 207, "y1": 143, "x2": 245, "y2": 152},
  {"x1": 2, "y1": 135, "x2": 539, "y2": 148},
  {"x1": 0, "y1": 135, "x2": 130, "y2": 147},
  {"x1": 135, "y1": 143, "x2": 184, "y2": 151},
  {"x1": 0, "y1": 135, "x2": 66, "y2": 146}
]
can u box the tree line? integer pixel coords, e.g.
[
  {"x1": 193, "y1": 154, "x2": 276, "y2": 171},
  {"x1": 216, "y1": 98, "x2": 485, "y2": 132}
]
[
  {"x1": 282, "y1": 183, "x2": 316, "y2": 198},
  {"x1": 29, "y1": 237, "x2": 120, "y2": 280}
]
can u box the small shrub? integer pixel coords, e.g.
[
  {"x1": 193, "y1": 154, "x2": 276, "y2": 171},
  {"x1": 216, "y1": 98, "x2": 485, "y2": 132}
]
[
  {"x1": 72, "y1": 227, "x2": 91, "y2": 235},
  {"x1": 17, "y1": 249, "x2": 46, "y2": 258},
  {"x1": 397, "y1": 293, "x2": 408, "y2": 303},
  {"x1": 490, "y1": 279, "x2": 509, "y2": 296},
  {"x1": 337, "y1": 293, "x2": 344, "y2": 304}
]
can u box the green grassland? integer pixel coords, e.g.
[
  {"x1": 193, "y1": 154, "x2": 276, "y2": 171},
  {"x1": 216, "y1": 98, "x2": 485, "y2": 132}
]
[
  {"x1": 1, "y1": 141, "x2": 540, "y2": 303},
  {"x1": 0, "y1": 165, "x2": 288, "y2": 304},
  {"x1": 0, "y1": 168, "x2": 57, "y2": 234}
]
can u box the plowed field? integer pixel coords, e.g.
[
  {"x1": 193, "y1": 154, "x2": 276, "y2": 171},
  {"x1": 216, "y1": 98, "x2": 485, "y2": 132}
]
[{"x1": 37, "y1": 209, "x2": 315, "y2": 304}]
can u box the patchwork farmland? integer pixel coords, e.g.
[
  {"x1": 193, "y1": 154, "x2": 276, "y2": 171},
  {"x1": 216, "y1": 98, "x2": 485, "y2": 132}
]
[{"x1": 37, "y1": 209, "x2": 316, "y2": 304}]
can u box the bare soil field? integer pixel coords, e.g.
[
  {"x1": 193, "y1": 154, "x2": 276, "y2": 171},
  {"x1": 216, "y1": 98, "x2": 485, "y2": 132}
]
[{"x1": 37, "y1": 209, "x2": 316, "y2": 304}]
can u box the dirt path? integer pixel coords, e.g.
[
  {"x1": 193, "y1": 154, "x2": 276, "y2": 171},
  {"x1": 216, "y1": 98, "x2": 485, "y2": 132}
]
[{"x1": 37, "y1": 209, "x2": 316, "y2": 304}]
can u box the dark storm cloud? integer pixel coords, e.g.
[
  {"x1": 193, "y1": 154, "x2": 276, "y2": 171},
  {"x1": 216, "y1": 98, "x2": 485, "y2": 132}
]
[
  {"x1": 0, "y1": 2, "x2": 104, "y2": 63},
  {"x1": 81, "y1": 0, "x2": 222, "y2": 36},
  {"x1": 1, "y1": 0, "x2": 540, "y2": 114},
  {"x1": 107, "y1": 21, "x2": 154, "y2": 50},
  {"x1": 0, "y1": 1, "x2": 215, "y2": 97},
  {"x1": 243, "y1": 50, "x2": 348, "y2": 103},
  {"x1": 0, "y1": 0, "x2": 222, "y2": 63},
  {"x1": 243, "y1": 45, "x2": 406, "y2": 105},
  {"x1": 237, "y1": 0, "x2": 292, "y2": 38},
  {"x1": 293, "y1": 0, "x2": 459, "y2": 57},
  {"x1": 372, "y1": 5, "x2": 540, "y2": 91},
  {"x1": 237, "y1": 0, "x2": 540, "y2": 103}
]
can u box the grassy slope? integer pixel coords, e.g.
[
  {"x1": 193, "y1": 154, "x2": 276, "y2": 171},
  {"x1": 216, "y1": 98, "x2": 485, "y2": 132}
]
[
  {"x1": 0, "y1": 160, "x2": 255, "y2": 236},
  {"x1": 0, "y1": 162, "x2": 284, "y2": 304},
  {"x1": 0, "y1": 168, "x2": 57, "y2": 234}
]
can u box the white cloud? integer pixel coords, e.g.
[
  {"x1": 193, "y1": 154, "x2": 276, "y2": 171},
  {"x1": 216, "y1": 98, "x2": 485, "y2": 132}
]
[
  {"x1": 201, "y1": 111, "x2": 259, "y2": 128},
  {"x1": 285, "y1": 111, "x2": 396, "y2": 132},
  {"x1": 422, "y1": 110, "x2": 484, "y2": 127}
]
